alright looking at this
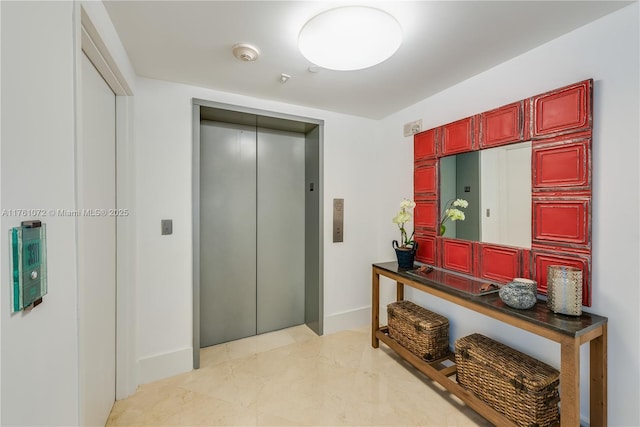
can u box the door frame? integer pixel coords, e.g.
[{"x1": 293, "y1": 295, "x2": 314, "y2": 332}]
[
  {"x1": 78, "y1": 4, "x2": 136, "y2": 401},
  {"x1": 192, "y1": 99, "x2": 324, "y2": 368}
]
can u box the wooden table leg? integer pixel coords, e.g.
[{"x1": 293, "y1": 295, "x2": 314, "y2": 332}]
[
  {"x1": 590, "y1": 324, "x2": 607, "y2": 427},
  {"x1": 560, "y1": 337, "x2": 581, "y2": 426},
  {"x1": 396, "y1": 281, "x2": 404, "y2": 301},
  {"x1": 372, "y1": 268, "x2": 380, "y2": 348}
]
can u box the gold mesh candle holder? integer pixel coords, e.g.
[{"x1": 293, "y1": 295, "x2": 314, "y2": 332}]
[{"x1": 546, "y1": 265, "x2": 583, "y2": 316}]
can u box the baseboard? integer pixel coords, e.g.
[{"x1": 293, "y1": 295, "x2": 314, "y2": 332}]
[
  {"x1": 323, "y1": 306, "x2": 370, "y2": 335},
  {"x1": 137, "y1": 347, "x2": 192, "y2": 385}
]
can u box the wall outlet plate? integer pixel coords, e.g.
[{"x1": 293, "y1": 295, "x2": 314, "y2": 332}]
[{"x1": 403, "y1": 119, "x2": 423, "y2": 137}]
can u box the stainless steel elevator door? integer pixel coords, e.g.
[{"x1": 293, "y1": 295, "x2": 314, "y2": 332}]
[
  {"x1": 200, "y1": 122, "x2": 257, "y2": 347},
  {"x1": 200, "y1": 121, "x2": 305, "y2": 347},
  {"x1": 257, "y1": 128, "x2": 305, "y2": 334}
]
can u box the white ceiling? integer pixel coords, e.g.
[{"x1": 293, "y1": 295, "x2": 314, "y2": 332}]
[{"x1": 104, "y1": 1, "x2": 632, "y2": 119}]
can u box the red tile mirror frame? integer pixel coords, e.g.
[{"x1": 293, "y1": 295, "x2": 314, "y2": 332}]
[{"x1": 413, "y1": 79, "x2": 593, "y2": 306}]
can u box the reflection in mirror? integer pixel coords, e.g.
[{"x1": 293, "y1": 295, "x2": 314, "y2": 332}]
[
  {"x1": 440, "y1": 141, "x2": 532, "y2": 248},
  {"x1": 440, "y1": 152, "x2": 480, "y2": 241},
  {"x1": 481, "y1": 141, "x2": 532, "y2": 248}
]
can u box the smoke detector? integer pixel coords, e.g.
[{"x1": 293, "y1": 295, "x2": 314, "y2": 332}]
[
  {"x1": 232, "y1": 43, "x2": 260, "y2": 62},
  {"x1": 280, "y1": 73, "x2": 291, "y2": 83}
]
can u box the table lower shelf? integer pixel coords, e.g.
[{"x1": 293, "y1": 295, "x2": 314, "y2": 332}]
[
  {"x1": 376, "y1": 326, "x2": 555, "y2": 427},
  {"x1": 372, "y1": 263, "x2": 602, "y2": 426}
]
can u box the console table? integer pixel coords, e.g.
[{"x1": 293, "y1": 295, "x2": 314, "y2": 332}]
[{"x1": 371, "y1": 262, "x2": 608, "y2": 427}]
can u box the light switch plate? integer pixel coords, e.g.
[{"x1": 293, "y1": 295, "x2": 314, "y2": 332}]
[{"x1": 161, "y1": 219, "x2": 173, "y2": 235}]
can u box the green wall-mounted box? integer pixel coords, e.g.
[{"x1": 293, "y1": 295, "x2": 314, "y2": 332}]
[{"x1": 9, "y1": 221, "x2": 47, "y2": 312}]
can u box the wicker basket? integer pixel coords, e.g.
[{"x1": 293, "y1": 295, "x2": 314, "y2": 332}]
[
  {"x1": 387, "y1": 300, "x2": 449, "y2": 361},
  {"x1": 455, "y1": 333, "x2": 560, "y2": 427}
]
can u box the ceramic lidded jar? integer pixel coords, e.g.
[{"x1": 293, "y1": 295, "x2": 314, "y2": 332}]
[{"x1": 499, "y1": 280, "x2": 537, "y2": 310}]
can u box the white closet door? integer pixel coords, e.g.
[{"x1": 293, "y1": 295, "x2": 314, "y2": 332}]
[{"x1": 79, "y1": 52, "x2": 116, "y2": 426}]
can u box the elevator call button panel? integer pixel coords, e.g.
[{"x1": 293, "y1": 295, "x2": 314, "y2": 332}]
[{"x1": 333, "y1": 198, "x2": 344, "y2": 243}]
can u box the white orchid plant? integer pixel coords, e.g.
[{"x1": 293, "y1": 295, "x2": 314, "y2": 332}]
[
  {"x1": 392, "y1": 199, "x2": 416, "y2": 248},
  {"x1": 440, "y1": 198, "x2": 468, "y2": 235}
]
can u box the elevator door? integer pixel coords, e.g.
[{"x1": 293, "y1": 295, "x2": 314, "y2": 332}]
[
  {"x1": 256, "y1": 128, "x2": 305, "y2": 334},
  {"x1": 200, "y1": 121, "x2": 305, "y2": 347}
]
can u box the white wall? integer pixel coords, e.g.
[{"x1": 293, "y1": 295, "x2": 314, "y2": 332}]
[
  {"x1": 133, "y1": 78, "x2": 383, "y2": 382},
  {"x1": 1, "y1": 2, "x2": 79, "y2": 425},
  {"x1": 380, "y1": 4, "x2": 639, "y2": 425}
]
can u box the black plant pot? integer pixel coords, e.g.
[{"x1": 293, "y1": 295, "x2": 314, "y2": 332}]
[{"x1": 392, "y1": 240, "x2": 418, "y2": 269}]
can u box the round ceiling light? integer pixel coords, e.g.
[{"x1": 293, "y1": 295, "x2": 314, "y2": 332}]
[{"x1": 298, "y1": 6, "x2": 402, "y2": 71}]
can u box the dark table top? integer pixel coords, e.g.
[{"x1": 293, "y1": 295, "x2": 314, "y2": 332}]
[{"x1": 373, "y1": 261, "x2": 608, "y2": 338}]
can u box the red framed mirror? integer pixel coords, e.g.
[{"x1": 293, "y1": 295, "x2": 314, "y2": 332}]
[{"x1": 413, "y1": 79, "x2": 593, "y2": 306}]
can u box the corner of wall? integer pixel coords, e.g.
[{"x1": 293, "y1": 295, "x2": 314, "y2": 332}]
[
  {"x1": 323, "y1": 306, "x2": 371, "y2": 335},
  {"x1": 137, "y1": 348, "x2": 193, "y2": 385}
]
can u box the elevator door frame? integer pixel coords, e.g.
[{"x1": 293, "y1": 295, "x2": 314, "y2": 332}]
[{"x1": 191, "y1": 99, "x2": 324, "y2": 369}]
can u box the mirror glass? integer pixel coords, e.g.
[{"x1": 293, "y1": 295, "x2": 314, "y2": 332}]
[{"x1": 439, "y1": 140, "x2": 532, "y2": 248}]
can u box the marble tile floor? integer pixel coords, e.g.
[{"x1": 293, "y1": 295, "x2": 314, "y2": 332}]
[{"x1": 107, "y1": 325, "x2": 492, "y2": 426}]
